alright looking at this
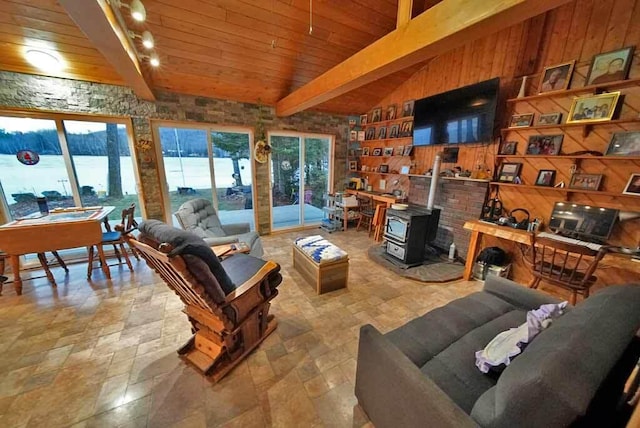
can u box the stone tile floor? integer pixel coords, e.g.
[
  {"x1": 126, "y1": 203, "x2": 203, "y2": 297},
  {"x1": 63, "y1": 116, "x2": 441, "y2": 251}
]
[{"x1": 0, "y1": 229, "x2": 484, "y2": 427}]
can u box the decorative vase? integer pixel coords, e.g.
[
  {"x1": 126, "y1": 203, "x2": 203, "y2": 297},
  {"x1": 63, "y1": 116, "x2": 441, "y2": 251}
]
[{"x1": 517, "y1": 76, "x2": 528, "y2": 98}]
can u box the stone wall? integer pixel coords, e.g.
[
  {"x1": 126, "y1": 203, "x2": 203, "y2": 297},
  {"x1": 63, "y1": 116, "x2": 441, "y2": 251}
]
[
  {"x1": 408, "y1": 176, "x2": 489, "y2": 259},
  {"x1": 0, "y1": 71, "x2": 348, "y2": 234}
]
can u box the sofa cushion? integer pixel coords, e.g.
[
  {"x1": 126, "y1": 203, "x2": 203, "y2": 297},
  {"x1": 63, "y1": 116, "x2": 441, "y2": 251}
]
[
  {"x1": 471, "y1": 284, "x2": 640, "y2": 428},
  {"x1": 175, "y1": 198, "x2": 225, "y2": 236}
]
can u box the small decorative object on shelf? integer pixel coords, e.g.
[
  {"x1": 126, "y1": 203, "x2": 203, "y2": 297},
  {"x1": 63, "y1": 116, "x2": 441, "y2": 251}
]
[
  {"x1": 399, "y1": 120, "x2": 413, "y2": 137},
  {"x1": 538, "y1": 112, "x2": 562, "y2": 125},
  {"x1": 371, "y1": 107, "x2": 382, "y2": 123},
  {"x1": 372, "y1": 147, "x2": 382, "y2": 156},
  {"x1": 378, "y1": 126, "x2": 387, "y2": 139},
  {"x1": 402, "y1": 99, "x2": 415, "y2": 117},
  {"x1": 386, "y1": 104, "x2": 397, "y2": 121},
  {"x1": 402, "y1": 145, "x2": 413, "y2": 156},
  {"x1": 535, "y1": 170, "x2": 556, "y2": 187},
  {"x1": 362, "y1": 147, "x2": 370, "y2": 156},
  {"x1": 569, "y1": 173, "x2": 603, "y2": 190},
  {"x1": 348, "y1": 161, "x2": 358, "y2": 171},
  {"x1": 517, "y1": 75, "x2": 528, "y2": 98},
  {"x1": 526, "y1": 135, "x2": 563, "y2": 155},
  {"x1": 585, "y1": 46, "x2": 634, "y2": 86},
  {"x1": 509, "y1": 113, "x2": 534, "y2": 128},
  {"x1": 538, "y1": 61, "x2": 575, "y2": 93},
  {"x1": 349, "y1": 118, "x2": 356, "y2": 128},
  {"x1": 394, "y1": 146, "x2": 404, "y2": 156},
  {"x1": 383, "y1": 147, "x2": 393, "y2": 156},
  {"x1": 379, "y1": 164, "x2": 389, "y2": 173},
  {"x1": 365, "y1": 127, "x2": 375, "y2": 140},
  {"x1": 499, "y1": 141, "x2": 517, "y2": 155},
  {"x1": 623, "y1": 173, "x2": 640, "y2": 195},
  {"x1": 606, "y1": 131, "x2": 640, "y2": 155},
  {"x1": 567, "y1": 91, "x2": 620, "y2": 123},
  {"x1": 389, "y1": 124, "x2": 400, "y2": 138},
  {"x1": 497, "y1": 162, "x2": 522, "y2": 182},
  {"x1": 349, "y1": 130, "x2": 357, "y2": 141},
  {"x1": 357, "y1": 130, "x2": 365, "y2": 142}
]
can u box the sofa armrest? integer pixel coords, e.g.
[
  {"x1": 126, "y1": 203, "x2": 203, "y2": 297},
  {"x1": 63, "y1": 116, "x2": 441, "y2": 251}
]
[
  {"x1": 355, "y1": 325, "x2": 479, "y2": 428},
  {"x1": 221, "y1": 223, "x2": 250, "y2": 235},
  {"x1": 483, "y1": 276, "x2": 563, "y2": 310},
  {"x1": 202, "y1": 236, "x2": 239, "y2": 246}
]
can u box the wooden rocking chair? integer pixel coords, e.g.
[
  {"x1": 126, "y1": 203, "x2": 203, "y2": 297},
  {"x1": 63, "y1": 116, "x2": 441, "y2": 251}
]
[{"x1": 125, "y1": 220, "x2": 281, "y2": 382}]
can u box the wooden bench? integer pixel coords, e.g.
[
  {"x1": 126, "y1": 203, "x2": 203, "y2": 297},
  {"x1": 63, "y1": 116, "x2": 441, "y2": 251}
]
[{"x1": 292, "y1": 235, "x2": 349, "y2": 294}]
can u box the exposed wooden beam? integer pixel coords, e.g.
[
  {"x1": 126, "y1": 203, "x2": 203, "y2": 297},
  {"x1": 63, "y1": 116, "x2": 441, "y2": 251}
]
[
  {"x1": 58, "y1": 0, "x2": 155, "y2": 100},
  {"x1": 276, "y1": 0, "x2": 571, "y2": 116},
  {"x1": 397, "y1": 0, "x2": 414, "y2": 28}
]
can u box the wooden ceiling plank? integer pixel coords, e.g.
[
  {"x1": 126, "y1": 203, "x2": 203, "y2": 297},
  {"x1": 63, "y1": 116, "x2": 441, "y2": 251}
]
[
  {"x1": 58, "y1": 0, "x2": 155, "y2": 100},
  {"x1": 0, "y1": 2, "x2": 77, "y2": 27},
  {"x1": 0, "y1": 32, "x2": 107, "y2": 60},
  {"x1": 0, "y1": 22, "x2": 101, "y2": 51},
  {"x1": 276, "y1": 0, "x2": 573, "y2": 116}
]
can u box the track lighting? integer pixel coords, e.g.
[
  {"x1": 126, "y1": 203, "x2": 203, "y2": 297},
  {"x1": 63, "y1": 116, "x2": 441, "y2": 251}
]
[
  {"x1": 111, "y1": 0, "x2": 146, "y2": 22},
  {"x1": 129, "y1": 30, "x2": 154, "y2": 49},
  {"x1": 140, "y1": 52, "x2": 160, "y2": 67}
]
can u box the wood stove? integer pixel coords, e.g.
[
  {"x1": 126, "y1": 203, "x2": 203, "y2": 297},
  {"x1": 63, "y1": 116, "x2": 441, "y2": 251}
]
[{"x1": 384, "y1": 205, "x2": 441, "y2": 266}]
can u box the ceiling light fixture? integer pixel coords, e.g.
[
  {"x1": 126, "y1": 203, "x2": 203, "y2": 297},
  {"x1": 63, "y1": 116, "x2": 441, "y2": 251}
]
[
  {"x1": 129, "y1": 30, "x2": 154, "y2": 49},
  {"x1": 25, "y1": 49, "x2": 63, "y2": 72},
  {"x1": 111, "y1": 0, "x2": 146, "y2": 22},
  {"x1": 140, "y1": 52, "x2": 160, "y2": 67},
  {"x1": 108, "y1": 0, "x2": 159, "y2": 67}
]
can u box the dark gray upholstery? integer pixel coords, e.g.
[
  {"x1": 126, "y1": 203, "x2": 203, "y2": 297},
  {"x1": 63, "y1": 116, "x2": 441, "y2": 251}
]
[
  {"x1": 174, "y1": 198, "x2": 263, "y2": 257},
  {"x1": 355, "y1": 276, "x2": 640, "y2": 428}
]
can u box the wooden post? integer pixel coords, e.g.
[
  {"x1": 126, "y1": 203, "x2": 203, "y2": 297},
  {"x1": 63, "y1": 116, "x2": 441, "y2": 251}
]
[{"x1": 397, "y1": 0, "x2": 414, "y2": 28}]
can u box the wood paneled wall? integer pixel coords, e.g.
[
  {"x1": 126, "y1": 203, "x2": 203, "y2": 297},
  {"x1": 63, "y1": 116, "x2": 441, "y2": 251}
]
[{"x1": 372, "y1": 0, "x2": 640, "y2": 289}]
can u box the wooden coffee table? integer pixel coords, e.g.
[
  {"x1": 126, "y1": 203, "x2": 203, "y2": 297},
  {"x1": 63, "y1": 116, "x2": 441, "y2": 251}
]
[{"x1": 212, "y1": 242, "x2": 250, "y2": 258}]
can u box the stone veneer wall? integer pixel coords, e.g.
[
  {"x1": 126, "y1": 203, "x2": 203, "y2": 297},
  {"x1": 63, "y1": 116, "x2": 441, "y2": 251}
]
[
  {"x1": 408, "y1": 176, "x2": 489, "y2": 260},
  {"x1": 0, "y1": 71, "x2": 349, "y2": 234}
]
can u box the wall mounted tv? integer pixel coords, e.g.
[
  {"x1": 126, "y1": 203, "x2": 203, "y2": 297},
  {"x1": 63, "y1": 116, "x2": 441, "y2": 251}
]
[{"x1": 413, "y1": 77, "x2": 500, "y2": 146}]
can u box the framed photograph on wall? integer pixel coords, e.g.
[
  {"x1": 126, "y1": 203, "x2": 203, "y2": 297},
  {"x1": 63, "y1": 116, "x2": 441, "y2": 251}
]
[
  {"x1": 525, "y1": 135, "x2": 563, "y2": 155},
  {"x1": 606, "y1": 131, "x2": 640, "y2": 156},
  {"x1": 372, "y1": 147, "x2": 382, "y2": 156},
  {"x1": 497, "y1": 162, "x2": 522, "y2": 183},
  {"x1": 569, "y1": 173, "x2": 603, "y2": 191},
  {"x1": 386, "y1": 104, "x2": 397, "y2": 121},
  {"x1": 379, "y1": 164, "x2": 389, "y2": 173},
  {"x1": 538, "y1": 61, "x2": 575, "y2": 93},
  {"x1": 394, "y1": 145, "x2": 404, "y2": 156},
  {"x1": 371, "y1": 107, "x2": 382, "y2": 123},
  {"x1": 349, "y1": 130, "x2": 357, "y2": 142},
  {"x1": 567, "y1": 91, "x2": 620, "y2": 123},
  {"x1": 623, "y1": 173, "x2": 640, "y2": 195},
  {"x1": 400, "y1": 120, "x2": 413, "y2": 137},
  {"x1": 378, "y1": 126, "x2": 387, "y2": 140},
  {"x1": 349, "y1": 161, "x2": 358, "y2": 171},
  {"x1": 362, "y1": 147, "x2": 370, "y2": 156},
  {"x1": 585, "y1": 46, "x2": 635, "y2": 86},
  {"x1": 509, "y1": 113, "x2": 534, "y2": 128},
  {"x1": 538, "y1": 112, "x2": 562, "y2": 125},
  {"x1": 383, "y1": 147, "x2": 394, "y2": 156},
  {"x1": 535, "y1": 169, "x2": 556, "y2": 187},
  {"x1": 499, "y1": 141, "x2": 517, "y2": 155},
  {"x1": 402, "y1": 145, "x2": 413, "y2": 156},
  {"x1": 389, "y1": 124, "x2": 400, "y2": 138},
  {"x1": 357, "y1": 131, "x2": 365, "y2": 142},
  {"x1": 402, "y1": 100, "x2": 415, "y2": 117},
  {"x1": 365, "y1": 127, "x2": 376, "y2": 140},
  {"x1": 360, "y1": 114, "x2": 368, "y2": 126}
]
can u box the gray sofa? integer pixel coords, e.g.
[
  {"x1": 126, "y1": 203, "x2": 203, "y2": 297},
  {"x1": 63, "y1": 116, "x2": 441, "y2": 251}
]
[
  {"x1": 174, "y1": 198, "x2": 263, "y2": 257},
  {"x1": 355, "y1": 276, "x2": 640, "y2": 428}
]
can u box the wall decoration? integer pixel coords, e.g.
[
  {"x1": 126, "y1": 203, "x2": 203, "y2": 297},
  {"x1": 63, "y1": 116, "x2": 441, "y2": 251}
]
[
  {"x1": 378, "y1": 126, "x2": 387, "y2": 140},
  {"x1": 349, "y1": 118, "x2": 356, "y2": 127},
  {"x1": 537, "y1": 112, "x2": 562, "y2": 125},
  {"x1": 402, "y1": 100, "x2": 415, "y2": 117},
  {"x1": 567, "y1": 92, "x2": 620, "y2": 123},
  {"x1": 623, "y1": 173, "x2": 640, "y2": 195},
  {"x1": 360, "y1": 114, "x2": 368, "y2": 125},
  {"x1": 585, "y1": 46, "x2": 635, "y2": 86},
  {"x1": 349, "y1": 161, "x2": 358, "y2": 171},
  {"x1": 372, "y1": 148, "x2": 382, "y2": 156},
  {"x1": 371, "y1": 107, "x2": 382, "y2": 123},
  {"x1": 365, "y1": 127, "x2": 376, "y2": 140},
  {"x1": 402, "y1": 145, "x2": 413, "y2": 156},
  {"x1": 389, "y1": 124, "x2": 400, "y2": 139},
  {"x1": 383, "y1": 147, "x2": 394, "y2": 156},
  {"x1": 394, "y1": 146, "x2": 404, "y2": 156},
  {"x1": 362, "y1": 147, "x2": 370, "y2": 156},
  {"x1": 538, "y1": 61, "x2": 575, "y2": 93},
  {"x1": 605, "y1": 131, "x2": 640, "y2": 156},
  {"x1": 386, "y1": 104, "x2": 397, "y2": 121},
  {"x1": 135, "y1": 139, "x2": 152, "y2": 151},
  {"x1": 535, "y1": 169, "x2": 556, "y2": 187},
  {"x1": 497, "y1": 162, "x2": 522, "y2": 183},
  {"x1": 442, "y1": 147, "x2": 459, "y2": 163},
  {"x1": 357, "y1": 131, "x2": 365, "y2": 142},
  {"x1": 379, "y1": 164, "x2": 389, "y2": 173},
  {"x1": 509, "y1": 113, "x2": 534, "y2": 128},
  {"x1": 525, "y1": 135, "x2": 563, "y2": 155},
  {"x1": 349, "y1": 130, "x2": 357, "y2": 141},
  {"x1": 569, "y1": 173, "x2": 603, "y2": 190},
  {"x1": 16, "y1": 150, "x2": 40, "y2": 166},
  {"x1": 499, "y1": 141, "x2": 517, "y2": 155},
  {"x1": 400, "y1": 165, "x2": 410, "y2": 174},
  {"x1": 399, "y1": 120, "x2": 413, "y2": 137},
  {"x1": 254, "y1": 140, "x2": 271, "y2": 163}
]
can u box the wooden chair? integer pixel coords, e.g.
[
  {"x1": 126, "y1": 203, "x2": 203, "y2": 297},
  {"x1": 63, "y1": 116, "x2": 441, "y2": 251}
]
[
  {"x1": 87, "y1": 203, "x2": 138, "y2": 279},
  {"x1": 527, "y1": 234, "x2": 607, "y2": 305},
  {"x1": 0, "y1": 249, "x2": 66, "y2": 292},
  {"x1": 124, "y1": 219, "x2": 281, "y2": 382},
  {"x1": 356, "y1": 196, "x2": 375, "y2": 233},
  {"x1": 372, "y1": 205, "x2": 388, "y2": 241}
]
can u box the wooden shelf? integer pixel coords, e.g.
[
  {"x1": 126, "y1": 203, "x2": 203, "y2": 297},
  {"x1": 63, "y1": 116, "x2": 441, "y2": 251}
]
[
  {"x1": 361, "y1": 136, "x2": 413, "y2": 143},
  {"x1": 361, "y1": 155, "x2": 410, "y2": 158},
  {"x1": 501, "y1": 118, "x2": 640, "y2": 134},
  {"x1": 506, "y1": 77, "x2": 640, "y2": 104},
  {"x1": 362, "y1": 116, "x2": 413, "y2": 128},
  {"x1": 490, "y1": 182, "x2": 639, "y2": 197},
  {"x1": 495, "y1": 155, "x2": 640, "y2": 160},
  {"x1": 357, "y1": 171, "x2": 490, "y2": 182}
]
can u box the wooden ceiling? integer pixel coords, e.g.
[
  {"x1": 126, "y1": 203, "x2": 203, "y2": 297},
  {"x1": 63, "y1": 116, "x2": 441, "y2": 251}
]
[{"x1": 0, "y1": 0, "x2": 431, "y2": 115}]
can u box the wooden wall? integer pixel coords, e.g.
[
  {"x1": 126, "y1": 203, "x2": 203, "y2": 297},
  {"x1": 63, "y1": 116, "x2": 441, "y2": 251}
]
[{"x1": 371, "y1": 0, "x2": 640, "y2": 291}]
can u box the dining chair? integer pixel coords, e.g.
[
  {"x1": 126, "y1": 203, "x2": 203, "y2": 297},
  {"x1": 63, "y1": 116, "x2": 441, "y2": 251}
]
[
  {"x1": 87, "y1": 203, "x2": 138, "y2": 279},
  {"x1": 356, "y1": 196, "x2": 375, "y2": 233}
]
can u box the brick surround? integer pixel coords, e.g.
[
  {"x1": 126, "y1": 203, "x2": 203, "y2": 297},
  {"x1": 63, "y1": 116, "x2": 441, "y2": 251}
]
[{"x1": 408, "y1": 176, "x2": 489, "y2": 259}]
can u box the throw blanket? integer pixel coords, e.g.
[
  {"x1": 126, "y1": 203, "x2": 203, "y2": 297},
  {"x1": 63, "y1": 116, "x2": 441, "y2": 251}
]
[{"x1": 295, "y1": 235, "x2": 348, "y2": 264}]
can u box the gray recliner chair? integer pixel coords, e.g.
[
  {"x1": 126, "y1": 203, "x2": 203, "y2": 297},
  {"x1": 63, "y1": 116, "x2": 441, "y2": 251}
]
[{"x1": 174, "y1": 198, "x2": 263, "y2": 258}]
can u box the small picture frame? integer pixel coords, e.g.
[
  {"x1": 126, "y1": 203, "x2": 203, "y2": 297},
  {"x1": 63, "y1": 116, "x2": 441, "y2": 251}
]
[
  {"x1": 383, "y1": 147, "x2": 394, "y2": 157},
  {"x1": 362, "y1": 147, "x2": 370, "y2": 156},
  {"x1": 386, "y1": 105, "x2": 397, "y2": 121},
  {"x1": 389, "y1": 124, "x2": 400, "y2": 139},
  {"x1": 567, "y1": 91, "x2": 620, "y2": 123},
  {"x1": 497, "y1": 162, "x2": 522, "y2": 183},
  {"x1": 509, "y1": 113, "x2": 534, "y2": 128},
  {"x1": 379, "y1": 164, "x2": 389, "y2": 173},
  {"x1": 538, "y1": 61, "x2": 575, "y2": 93},
  {"x1": 371, "y1": 107, "x2": 382, "y2": 123},
  {"x1": 402, "y1": 100, "x2": 415, "y2": 117},
  {"x1": 400, "y1": 120, "x2": 413, "y2": 137},
  {"x1": 357, "y1": 131, "x2": 365, "y2": 142},
  {"x1": 349, "y1": 118, "x2": 356, "y2": 128},
  {"x1": 442, "y1": 147, "x2": 459, "y2": 163},
  {"x1": 402, "y1": 145, "x2": 413, "y2": 156},
  {"x1": 605, "y1": 131, "x2": 640, "y2": 156},
  {"x1": 400, "y1": 165, "x2": 410, "y2": 174},
  {"x1": 537, "y1": 112, "x2": 562, "y2": 125},
  {"x1": 360, "y1": 114, "x2": 368, "y2": 126},
  {"x1": 499, "y1": 141, "x2": 517, "y2": 155},
  {"x1": 348, "y1": 161, "x2": 358, "y2": 171},
  {"x1": 585, "y1": 46, "x2": 635, "y2": 86},
  {"x1": 349, "y1": 130, "x2": 357, "y2": 142},
  {"x1": 623, "y1": 173, "x2": 640, "y2": 195},
  {"x1": 569, "y1": 173, "x2": 603, "y2": 191},
  {"x1": 525, "y1": 135, "x2": 563, "y2": 155},
  {"x1": 365, "y1": 127, "x2": 376, "y2": 140},
  {"x1": 372, "y1": 148, "x2": 382, "y2": 156},
  {"x1": 535, "y1": 169, "x2": 556, "y2": 187},
  {"x1": 394, "y1": 145, "x2": 404, "y2": 156},
  {"x1": 378, "y1": 126, "x2": 387, "y2": 140}
]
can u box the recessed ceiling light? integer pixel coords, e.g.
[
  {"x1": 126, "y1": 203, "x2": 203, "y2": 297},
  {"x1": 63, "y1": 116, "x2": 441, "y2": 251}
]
[{"x1": 25, "y1": 49, "x2": 63, "y2": 72}]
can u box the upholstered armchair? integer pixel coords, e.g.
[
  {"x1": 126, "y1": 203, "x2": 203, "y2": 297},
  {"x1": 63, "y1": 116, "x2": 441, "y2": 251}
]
[
  {"x1": 127, "y1": 220, "x2": 281, "y2": 382},
  {"x1": 174, "y1": 198, "x2": 263, "y2": 257}
]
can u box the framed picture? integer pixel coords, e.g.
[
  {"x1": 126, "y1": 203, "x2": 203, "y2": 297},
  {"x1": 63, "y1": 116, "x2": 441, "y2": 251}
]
[
  {"x1": 442, "y1": 147, "x2": 459, "y2": 163},
  {"x1": 569, "y1": 173, "x2": 603, "y2": 190},
  {"x1": 360, "y1": 114, "x2": 368, "y2": 126},
  {"x1": 365, "y1": 127, "x2": 376, "y2": 140},
  {"x1": 623, "y1": 173, "x2": 640, "y2": 195},
  {"x1": 567, "y1": 92, "x2": 620, "y2": 123},
  {"x1": 348, "y1": 161, "x2": 358, "y2": 171},
  {"x1": 371, "y1": 107, "x2": 382, "y2": 123},
  {"x1": 499, "y1": 141, "x2": 517, "y2": 155},
  {"x1": 402, "y1": 145, "x2": 413, "y2": 156},
  {"x1": 389, "y1": 124, "x2": 400, "y2": 139},
  {"x1": 394, "y1": 145, "x2": 404, "y2": 156},
  {"x1": 383, "y1": 147, "x2": 394, "y2": 156},
  {"x1": 386, "y1": 104, "x2": 397, "y2": 121},
  {"x1": 378, "y1": 126, "x2": 387, "y2": 140},
  {"x1": 509, "y1": 113, "x2": 534, "y2": 128},
  {"x1": 605, "y1": 131, "x2": 640, "y2": 156},
  {"x1": 372, "y1": 148, "x2": 382, "y2": 156},
  {"x1": 379, "y1": 164, "x2": 389, "y2": 173},
  {"x1": 357, "y1": 131, "x2": 365, "y2": 142},
  {"x1": 402, "y1": 100, "x2": 415, "y2": 117},
  {"x1": 535, "y1": 169, "x2": 556, "y2": 187},
  {"x1": 538, "y1": 112, "x2": 562, "y2": 125},
  {"x1": 585, "y1": 46, "x2": 635, "y2": 86},
  {"x1": 349, "y1": 130, "x2": 357, "y2": 142},
  {"x1": 497, "y1": 162, "x2": 522, "y2": 183},
  {"x1": 349, "y1": 118, "x2": 356, "y2": 128},
  {"x1": 526, "y1": 135, "x2": 563, "y2": 155},
  {"x1": 538, "y1": 61, "x2": 575, "y2": 93},
  {"x1": 362, "y1": 147, "x2": 370, "y2": 156},
  {"x1": 400, "y1": 120, "x2": 413, "y2": 137}
]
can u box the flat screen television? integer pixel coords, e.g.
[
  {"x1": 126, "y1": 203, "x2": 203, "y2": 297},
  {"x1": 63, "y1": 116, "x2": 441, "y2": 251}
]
[
  {"x1": 548, "y1": 202, "x2": 619, "y2": 243},
  {"x1": 413, "y1": 77, "x2": 500, "y2": 146}
]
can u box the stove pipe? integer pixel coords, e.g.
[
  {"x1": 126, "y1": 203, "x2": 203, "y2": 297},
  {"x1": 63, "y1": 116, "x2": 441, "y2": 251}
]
[{"x1": 427, "y1": 153, "x2": 442, "y2": 210}]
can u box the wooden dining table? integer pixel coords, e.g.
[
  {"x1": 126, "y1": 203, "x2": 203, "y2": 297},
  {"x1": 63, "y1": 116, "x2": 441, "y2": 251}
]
[{"x1": 0, "y1": 206, "x2": 115, "y2": 295}]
